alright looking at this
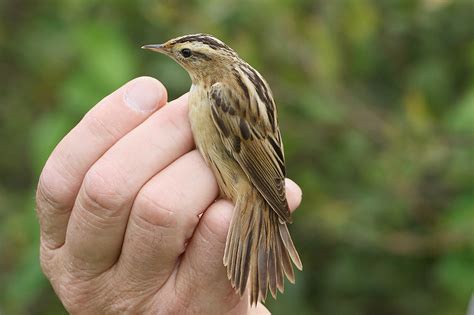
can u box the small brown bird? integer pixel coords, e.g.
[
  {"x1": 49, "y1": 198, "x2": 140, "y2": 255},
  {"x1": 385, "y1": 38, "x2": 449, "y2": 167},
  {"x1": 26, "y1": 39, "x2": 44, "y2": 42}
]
[{"x1": 142, "y1": 34, "x2": 302, "y2": 305}]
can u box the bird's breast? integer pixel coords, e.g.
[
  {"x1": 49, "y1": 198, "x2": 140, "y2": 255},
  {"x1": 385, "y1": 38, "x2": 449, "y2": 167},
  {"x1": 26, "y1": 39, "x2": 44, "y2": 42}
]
[
  {"x1": 188, "y1": 84, "x2": 218, "y2": 157},
  {"x1": 188, "y1": 84, "x2": 242, "y2": 199}
]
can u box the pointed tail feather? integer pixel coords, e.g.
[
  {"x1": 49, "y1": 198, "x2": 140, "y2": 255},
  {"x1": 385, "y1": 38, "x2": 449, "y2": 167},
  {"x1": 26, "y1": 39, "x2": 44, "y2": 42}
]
[{"x1": 223, "y1": 193, "x2": 302, "y2": 306}]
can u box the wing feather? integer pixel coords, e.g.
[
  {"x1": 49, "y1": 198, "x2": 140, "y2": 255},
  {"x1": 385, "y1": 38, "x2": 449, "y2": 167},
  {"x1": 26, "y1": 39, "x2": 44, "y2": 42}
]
[{"x1": 209, "y1": 80, "x2": 292, "y2": 223}]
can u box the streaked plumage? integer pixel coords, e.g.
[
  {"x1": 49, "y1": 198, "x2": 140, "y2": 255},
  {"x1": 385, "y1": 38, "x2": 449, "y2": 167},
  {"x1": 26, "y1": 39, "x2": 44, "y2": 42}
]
[{"x1": 143, "y1": 34, "x2": 302, "y2": 305}]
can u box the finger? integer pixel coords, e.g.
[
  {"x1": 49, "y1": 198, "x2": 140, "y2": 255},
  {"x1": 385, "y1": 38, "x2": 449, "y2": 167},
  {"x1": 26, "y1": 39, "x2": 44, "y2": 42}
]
[
  {"x1": 114, "y1": 150, "x2": 218, "y2": 290},
  {"x1": 176, "y1": 200, "x2": 244, "y2": 313},
  {"x1": 250, "y1": 304, "x2": 271, "y2": 315},
  {"x1": 64, "y1": 94, "x2": 194, "y2": 273},
  {"x1": 175, "y1": 180, "x2": 302, "y2": 313},
  {"x1": 285, "y1": 178, "x2": 303, "y2": 210},
  {"x1": 36, "y1": 77, "x2": 167, "y2": 250}
]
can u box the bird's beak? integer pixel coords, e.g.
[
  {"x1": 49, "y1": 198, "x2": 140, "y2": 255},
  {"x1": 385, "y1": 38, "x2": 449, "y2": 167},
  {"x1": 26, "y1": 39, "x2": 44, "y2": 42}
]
[{"x1": 141, "y1": 44, "x2": 168, "y2": 53}]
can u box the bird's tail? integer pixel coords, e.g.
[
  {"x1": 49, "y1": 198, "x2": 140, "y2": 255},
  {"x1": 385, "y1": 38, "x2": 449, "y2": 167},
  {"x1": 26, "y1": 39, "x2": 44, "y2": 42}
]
[{"x1": 223, "y1": 189, "x2": 302, "y2": 305}]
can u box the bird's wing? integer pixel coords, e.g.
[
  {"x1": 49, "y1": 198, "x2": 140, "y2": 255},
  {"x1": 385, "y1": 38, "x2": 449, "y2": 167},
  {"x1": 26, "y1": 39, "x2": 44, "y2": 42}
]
[{"x1": 209, "y1": 79, "x2": 292, "y2": 223}]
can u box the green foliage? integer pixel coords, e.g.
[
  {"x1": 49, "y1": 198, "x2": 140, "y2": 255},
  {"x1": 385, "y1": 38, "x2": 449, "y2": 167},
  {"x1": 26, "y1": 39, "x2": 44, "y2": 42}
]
[{"x1": 1, "y1": 0, "x2": 473, "y2": 314}]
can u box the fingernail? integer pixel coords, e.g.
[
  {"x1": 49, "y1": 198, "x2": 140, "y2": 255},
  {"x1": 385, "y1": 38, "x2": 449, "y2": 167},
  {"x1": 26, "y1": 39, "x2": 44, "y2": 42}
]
[{"x1": 124, "y1": 77, "x2": 162, "y2": 112}]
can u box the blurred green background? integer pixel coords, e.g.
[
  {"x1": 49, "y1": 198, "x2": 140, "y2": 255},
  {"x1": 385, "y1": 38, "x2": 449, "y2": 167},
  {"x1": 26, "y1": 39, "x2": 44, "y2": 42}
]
[{"x1": 1, "y1": 0, "x2": 473, "y2": 314}]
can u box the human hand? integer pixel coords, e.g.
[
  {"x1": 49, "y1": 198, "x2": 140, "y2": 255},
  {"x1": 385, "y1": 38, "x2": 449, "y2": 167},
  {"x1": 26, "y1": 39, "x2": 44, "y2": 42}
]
[{"x1": 36, "y1": 77, "x2": 302, "y2": 314}]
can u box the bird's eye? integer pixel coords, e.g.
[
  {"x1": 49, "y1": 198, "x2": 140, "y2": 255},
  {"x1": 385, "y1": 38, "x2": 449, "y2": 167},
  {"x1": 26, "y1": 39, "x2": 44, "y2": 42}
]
[{"x1": 181, "y1": 48, "x2": 192, "y2": 58}]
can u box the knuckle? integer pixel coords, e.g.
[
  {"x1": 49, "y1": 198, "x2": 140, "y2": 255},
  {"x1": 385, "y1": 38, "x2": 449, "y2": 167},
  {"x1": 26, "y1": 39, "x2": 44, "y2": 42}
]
[
  {"x1": 103, "y1": 290, "x2": 149, "y2": 314},
  {"x1": 161, "y1": 109, "x2": 183, "y2": 132},
  {"x1": 82, "y1": 112, "x2": 121, "y2": 142},
  {"x1": 133, "y1": 189, "x2": 178, "y2": 229},
  {"x1": 41, "y1": 252, "x2": 121, "y2": 314},
  {"x1": 159, "y1": 105, "x2": 192, "y2": 141},
  {"x1": 200, "y1": 203, "x2": 232, "y2": 244},
  {"x1": 39, "y1": 248, "x2": 100, "y2": 313},
  {"x1": 58, "y1": 280, "x2": 94, "y2": 313},
  {"x1": 82, "y1": 164, "x2": 131, "y2": 215},
  {"x1": 36, "y1": 163, "x2": 73, "y2": 213},
  {"x1": 56, "y1": 268, "x2": 106, "y2": 313},
  {"x1": 60, "y1": 276, "x2": 151, "y2": 314}
]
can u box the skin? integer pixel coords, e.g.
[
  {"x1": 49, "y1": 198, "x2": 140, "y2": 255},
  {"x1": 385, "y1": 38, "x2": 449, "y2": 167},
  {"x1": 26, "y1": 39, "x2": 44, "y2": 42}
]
[{"x1": 36, "y1": 76, "x2": 302, "y2": 314}]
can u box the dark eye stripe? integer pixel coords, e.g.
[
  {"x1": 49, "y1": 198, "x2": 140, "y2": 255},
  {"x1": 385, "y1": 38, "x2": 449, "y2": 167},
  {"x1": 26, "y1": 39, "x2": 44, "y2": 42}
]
[{"x1": 192, "y1": 51, "x2": 212, "y2": 61}]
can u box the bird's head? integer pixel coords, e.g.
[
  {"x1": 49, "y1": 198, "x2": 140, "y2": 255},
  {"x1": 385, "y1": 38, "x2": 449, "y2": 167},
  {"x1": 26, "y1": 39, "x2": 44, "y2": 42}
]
[{"x1": 142, "y1": 34, "x2": 238, "y2": 83}]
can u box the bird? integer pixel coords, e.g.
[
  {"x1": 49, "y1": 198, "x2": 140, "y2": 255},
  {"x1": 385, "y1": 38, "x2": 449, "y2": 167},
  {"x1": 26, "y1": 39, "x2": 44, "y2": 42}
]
[{"x1": 142, "y1": 34, "x2": 302, "y2": 306}]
